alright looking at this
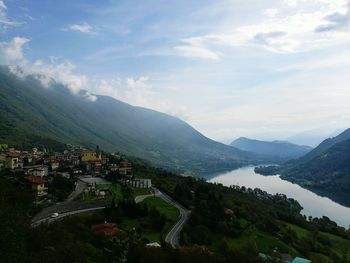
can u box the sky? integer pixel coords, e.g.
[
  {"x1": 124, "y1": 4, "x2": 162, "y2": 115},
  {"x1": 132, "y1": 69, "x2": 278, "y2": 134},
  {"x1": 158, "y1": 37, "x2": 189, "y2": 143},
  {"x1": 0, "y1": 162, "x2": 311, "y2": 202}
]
[{"x1": 1, "y1": 0, "x2": 350, "y2": 145}]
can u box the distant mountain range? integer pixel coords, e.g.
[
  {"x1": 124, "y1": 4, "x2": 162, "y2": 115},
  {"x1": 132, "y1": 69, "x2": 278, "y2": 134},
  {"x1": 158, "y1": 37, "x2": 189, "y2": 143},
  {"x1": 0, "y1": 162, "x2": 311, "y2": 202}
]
[
  {"x1": 280, "y1": 128, "x2": 350, "y2": 206},
  {"x1": 286, "y1": 129, "x2": 342, "y2": 148},
  {"x1": 0, "y1": 66, "x2": 267, "y2": 175},
  {"x1": 230, "y1": 137, "x2": 312, "y2": 161}
]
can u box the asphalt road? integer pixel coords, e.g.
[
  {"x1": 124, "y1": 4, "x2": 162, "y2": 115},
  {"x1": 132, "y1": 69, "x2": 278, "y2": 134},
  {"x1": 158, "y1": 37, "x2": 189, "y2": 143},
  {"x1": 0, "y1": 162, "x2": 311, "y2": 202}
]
[
  {"x1": 134, "y1": 188, "x2": 160, "y2": 203},
  {"x1": 135, "y1": 188, "x2": 191, "y2": 248},
  {"x1": 31, "y1": 199, "x2": 110, "y2": 226},
  {"x1": 33, "y1": 184, "x2": 190, "y2": 248},
  {"x1": 31, "y1": 207, "x2": 105, "y2": 227},
  {"x1": 66, "y1": 179, "x2": 88, "y2": 202},
  {"x1": 32, "y1": 176, "x2": 108, "y2": 226},
  {"x1": 160, "y1": 191, "x2": 190, "y2": 247}
]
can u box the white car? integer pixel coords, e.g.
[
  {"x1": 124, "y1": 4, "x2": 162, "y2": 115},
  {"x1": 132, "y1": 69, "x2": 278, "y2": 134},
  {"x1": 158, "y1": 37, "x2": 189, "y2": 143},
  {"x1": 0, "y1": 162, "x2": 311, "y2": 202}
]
[{"x1": 51, "y1": 212, "x2": 59, "y2": 218}]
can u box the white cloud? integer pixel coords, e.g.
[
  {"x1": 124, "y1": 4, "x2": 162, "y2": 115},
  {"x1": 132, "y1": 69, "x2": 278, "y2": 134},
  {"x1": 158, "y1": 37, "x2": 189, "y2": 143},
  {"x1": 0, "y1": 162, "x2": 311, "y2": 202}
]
[
  {"x1": 83, "y1": 91, "x2": 97, "y2": 102},
  {"x1": 315, "y1": 2, "x2": 350, "y2": 32},
  {"x1": 0, "y1": 37, "x2": 169, "y2": 107},
  {"x1": 0, "y1": 0, "x2": 21, "y2": 30},
  {"x1": 175, "y1": 0, "x2": 350, "y2": 54},
  {"x1": 10, "y1": 60, "x2": 89, "y2": 95},
  {"x1": 93, "y1": 76, "x2": 156, "y2": 107},
  {"x1": 126, "y1": 76, "x2": 149, "y2": 89},
  {"x1": 89, "y1": 76, "x2": 189, "y2": 119},
  {"x1": 0, "y1": 37, "x2": 29, "y2": 62},
  {"x1": 174, "y1": 44, "x2": 219, "y2": 60},
  {"x1": 64, "y1": 22, "x2": 93, "y2": 33},
  {"x1": 264, "y1": 8, "x2": 279, "y2": 18},
  {"x1": 0, "y1": 37, "x2": 91, "y2": 99}
]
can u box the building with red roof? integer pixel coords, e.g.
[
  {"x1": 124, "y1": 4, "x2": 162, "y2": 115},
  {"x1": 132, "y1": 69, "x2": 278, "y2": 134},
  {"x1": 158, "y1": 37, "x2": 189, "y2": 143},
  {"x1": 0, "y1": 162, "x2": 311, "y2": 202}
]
[
  {"x1": 25, "y1": 176, "x2": 48, "y2": 198},
  {"x1": 91, "y1": 223, "x2": 118, "y2": 237}
]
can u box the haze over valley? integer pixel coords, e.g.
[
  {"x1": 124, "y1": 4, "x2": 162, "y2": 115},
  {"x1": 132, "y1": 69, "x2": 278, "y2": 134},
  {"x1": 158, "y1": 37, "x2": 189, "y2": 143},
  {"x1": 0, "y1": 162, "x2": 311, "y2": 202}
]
[{"x1": 1, "y1": 1, "x2": 350, "y2": 263}]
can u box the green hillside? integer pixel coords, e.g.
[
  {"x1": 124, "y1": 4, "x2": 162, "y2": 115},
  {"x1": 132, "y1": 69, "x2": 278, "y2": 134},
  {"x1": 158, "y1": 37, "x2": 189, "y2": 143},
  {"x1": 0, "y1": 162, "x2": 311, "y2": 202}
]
[
  {"x1": 281, "y1": 129, "x2": 350, "y2": 206},
  {"x1": 289, "y1": 128, "x2": 350, "y2": 164},
  {"x1": 0, "y1": 66, "x2": 262, "y2": 175}
]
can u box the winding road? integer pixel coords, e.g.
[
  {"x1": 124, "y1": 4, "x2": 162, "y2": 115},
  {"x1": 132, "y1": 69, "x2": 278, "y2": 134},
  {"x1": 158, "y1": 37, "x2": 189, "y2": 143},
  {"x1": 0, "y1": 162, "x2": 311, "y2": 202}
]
[
  {"x1": 31, "y1": 206, "x2": 106, "y2": 227},
  {"x1": 32, "y1": 182, "x2": 190, "y2": 248},
  {"x1": 135, "y1": 188, "x2": 191, "y2": 247},
  {"x1": 160, "y1": 191, "x2": 190, "y2": 247}
]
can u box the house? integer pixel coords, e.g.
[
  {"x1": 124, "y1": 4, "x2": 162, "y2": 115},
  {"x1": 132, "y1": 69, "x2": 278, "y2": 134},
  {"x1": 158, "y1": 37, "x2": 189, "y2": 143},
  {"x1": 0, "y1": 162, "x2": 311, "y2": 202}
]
[
  {"x1": 124, "y1": 179, "x2": 152, "y2": 188},
  {"x1": 24, "y1": 165, "x2": 49, "y2": 177},
  {"x1": 291, "y1": 257, "x2": 311, "y2": 263},
  {"x1": 81, "y1": 150, "x2": 101, "y2": 162},
  {"x1": 91, "y1": 223, "x2": 118, "y2": 237},
  {"x1": 22, "y1": 155, "x2": 33, "y2": 165},
  {"x1": 86, "y1": 161, "x2": 102, "y2": 175},
  {"x1": 50, "y1": 160, "x2": 60, "y2": 171},
  {"x1": 5, "y1": 153, "x2": 20, "y2": 169},
  {"x1": 68, "y1": 152, "x2": 81, "y2": 165},
  {"x1": 109, "y1": 164, "x2": 119, "y2": 172},
  {"x1": 224, "y1": 208, "x2": 234, "y2": 216},
  {"x1": 146, "y1": 242, "x2": 161, "y2": 248},
  {"x1": 25, "y1": 176, "x2": 48, "y2": 198},
  {"x1": 119, "y1": 161, "x2": 132, "y2": 176}
]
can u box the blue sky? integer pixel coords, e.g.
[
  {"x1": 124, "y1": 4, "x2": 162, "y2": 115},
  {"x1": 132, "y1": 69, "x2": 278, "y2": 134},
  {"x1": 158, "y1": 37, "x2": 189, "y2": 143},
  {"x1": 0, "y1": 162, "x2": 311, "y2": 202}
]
[{"x1": 1, "y1": 0, "x2": 350, "y2": 145}]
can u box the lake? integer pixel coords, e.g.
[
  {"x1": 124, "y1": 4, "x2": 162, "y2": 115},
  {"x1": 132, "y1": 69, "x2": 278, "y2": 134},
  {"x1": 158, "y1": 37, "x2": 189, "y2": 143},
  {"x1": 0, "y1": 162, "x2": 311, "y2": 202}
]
[{"x1": 208, "y1": 166, "x2": 350, "y2": 228}]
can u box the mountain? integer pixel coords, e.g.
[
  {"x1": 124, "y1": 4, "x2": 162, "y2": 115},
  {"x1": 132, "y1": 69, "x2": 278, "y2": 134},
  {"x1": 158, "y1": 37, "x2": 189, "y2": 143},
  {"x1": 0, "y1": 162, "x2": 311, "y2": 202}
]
[
  {"x1": 281, "y1": 128, "x2": 350, "y2": 206},
  {"x1": 290, "y1": 128, "x2": 350, "y2": 164},
  {"x1": 0, "y1": 66, "x2": 263, "y2": 175},
  {"x1": 230, "y1": 137, "x2": 312, "y2": 161}
]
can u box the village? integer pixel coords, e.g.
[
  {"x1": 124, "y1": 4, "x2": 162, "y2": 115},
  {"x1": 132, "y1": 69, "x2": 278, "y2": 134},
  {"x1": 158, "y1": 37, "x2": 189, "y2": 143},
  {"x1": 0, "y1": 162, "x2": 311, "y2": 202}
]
[
  {"x1": 0, "y1": 144, "x2": 154, "y2": 204},
  {"x1": 0, "y1": 143, "x2": 190, "y2": 249}
]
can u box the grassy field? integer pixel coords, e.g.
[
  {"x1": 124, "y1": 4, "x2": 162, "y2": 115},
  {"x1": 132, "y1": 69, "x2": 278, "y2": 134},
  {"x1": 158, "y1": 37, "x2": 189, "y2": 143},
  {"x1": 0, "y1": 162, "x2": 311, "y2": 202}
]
[
  {"x1": 210, "y1": 224, "x2": 298, "y2": 256},
  {"x1": 120, "y1": 196, "x2": 180, "y2": 243},
  {"x1": 285, "y1": 222, "x2": 309, "y2": 238},
  {"x1": 285, "y1": 222, "x2": 350, "y2": 260},
  {"x1": 143, "y1": 196, "x2": 180, "y2": 240},
  {"x1": 208, "y1": 220, "x2": 350, "y2": 263},
  {"x1": 319, "y1": 232, "x2": 350, "y2": 258},
  {"x1": 143, "y1": 196, "x2": 180, "y2": 221},
  {"x1": 132, "y1": 187, "x2": 153, "y2": 197}
]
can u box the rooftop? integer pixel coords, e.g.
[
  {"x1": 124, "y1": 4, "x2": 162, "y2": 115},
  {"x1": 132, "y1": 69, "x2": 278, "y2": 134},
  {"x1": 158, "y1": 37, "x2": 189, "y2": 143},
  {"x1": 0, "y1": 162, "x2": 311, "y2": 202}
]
[
  {"x1": 25, "y1": 176, "x2": 47, "y2": 185},
  {"x1": 292, "y1": 257, "x2": 312, "y2": 263},
  {"x1": 91, "y1": 223, "x2": 118, "y2": 237}
]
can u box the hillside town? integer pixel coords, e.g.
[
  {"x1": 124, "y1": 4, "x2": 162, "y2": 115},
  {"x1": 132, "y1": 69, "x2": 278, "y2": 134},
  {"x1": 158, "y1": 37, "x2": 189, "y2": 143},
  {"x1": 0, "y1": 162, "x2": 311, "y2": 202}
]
[{"x1": 0, "y1": 144, "x2": 149, "y2": 204}]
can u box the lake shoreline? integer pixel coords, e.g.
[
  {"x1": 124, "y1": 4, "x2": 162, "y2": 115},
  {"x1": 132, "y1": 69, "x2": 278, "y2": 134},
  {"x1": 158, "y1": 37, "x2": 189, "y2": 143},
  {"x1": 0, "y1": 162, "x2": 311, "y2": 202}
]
[{"x1": 209, "y1": 166, "x2": 350, "y2": 228}]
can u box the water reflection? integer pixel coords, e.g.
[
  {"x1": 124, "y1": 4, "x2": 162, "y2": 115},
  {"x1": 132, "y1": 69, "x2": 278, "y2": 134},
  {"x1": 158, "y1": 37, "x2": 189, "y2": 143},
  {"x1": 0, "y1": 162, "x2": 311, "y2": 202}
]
[{"x1": 209, "y1": 166, "x2": 350, "y2": 228}]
